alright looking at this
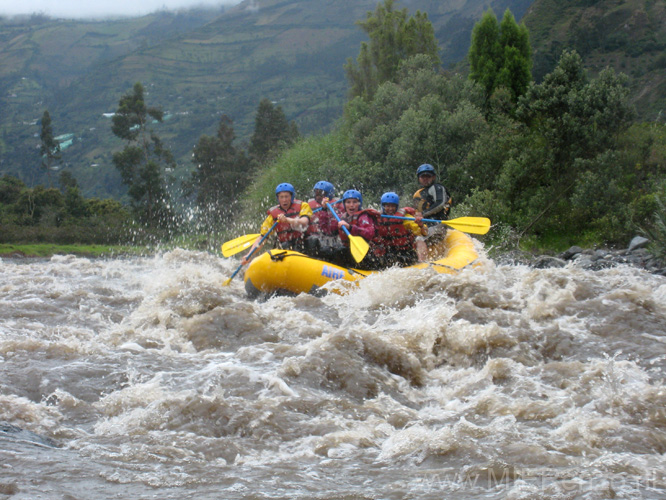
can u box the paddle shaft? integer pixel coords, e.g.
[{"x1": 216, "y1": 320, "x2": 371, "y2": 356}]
[
  {"x1": 326, "y1": 202, "x2": 353, "y2": 239},
  {"x1": 381, "y1": 214, "x2": 490, "y2": 234},
  {"x1": 382, "y1": 214, "x2": 454, "y2": 224},
  {"x1": 325, "y1": 202, "x2": 370, "y2": 263},
  {"x1": 312, "y1": 198, "x2": 342, "y2": 213},
  {"x1": 225, "y1": 221, "x2": 278, "y2": 285}
]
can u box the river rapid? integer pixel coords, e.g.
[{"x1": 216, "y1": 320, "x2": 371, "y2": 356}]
[{"x1": 1, "y1": 246, "x2": 665, "y2": 500}]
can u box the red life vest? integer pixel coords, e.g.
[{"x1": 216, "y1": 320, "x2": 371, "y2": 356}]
[
  {"x1": 306, "y1": 198, "x2": 339, "y2": 236},
  {"x1": 268, "y1": 200, "x2": 307, "y2": 243},
  {"x1": 338, "y1": 208, "x2": 381, "y2": 246},
  {"x1": 374, "y1": 208, "x2": 416, "y2": 255}
]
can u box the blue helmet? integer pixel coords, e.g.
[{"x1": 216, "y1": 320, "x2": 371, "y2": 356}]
[
  {"x1": 313, "y1": 181, "x2": 335, "y2": 198},
  {"x1": 342, "y1": 189, "x2": 363, "y2": 207},
  {"x1": 381, "y1": 192, "x2": 400, "y2": 206},
  {"x1": 416, "y1": 164, "x2": 436, "y2": 178},
  {"x1": 275, "y1": 183, "x2": 295, "y2": 202}
]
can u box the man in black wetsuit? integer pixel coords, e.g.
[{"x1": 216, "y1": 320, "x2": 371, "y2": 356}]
[{"x1": 412, "y1": 163, "x2": 452, "y2": 261}]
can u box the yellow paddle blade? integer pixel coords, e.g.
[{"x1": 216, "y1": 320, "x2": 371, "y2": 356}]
[
  {"x1": 348, "y1": 234, "x2": 370, "y2": 263},
  {"x1": 443, "y1": 217, "x2": 491, "y2": 235},
  {"x1": 221, "y1": 234, "x2": 260, "y2": 257},
  {"x1": 222, "y1": 276, "x2": 233, "y2": 286}
]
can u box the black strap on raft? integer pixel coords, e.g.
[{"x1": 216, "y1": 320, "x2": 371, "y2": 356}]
[
  {"x1": 268, "y1": 250, "x2": 289, "y2": 262},
  {"x1": 425, "y1": 259, "x2": 477, "y2": 271},
  {"x1": 267, "y1": 250, "x2": 370, "y2": 277},
  {"x1": 347, "y1": 268, "x2": 370, "y2": 277}
]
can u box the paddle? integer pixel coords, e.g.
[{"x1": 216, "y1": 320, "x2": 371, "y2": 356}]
[
  {"x1": 222, "y1": 221, "x2": 278, "y2": 286},
  {"x1": 326, "y1": 202, "x2": 369, "y2": 263},
  {"x1": 221, "y1": 233, "x2": 260, "y2": 257},
  {"x1": 381, "y1": 215, "x2": 491, "y2": 235}
]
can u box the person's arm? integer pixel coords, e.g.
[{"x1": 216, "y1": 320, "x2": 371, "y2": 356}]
[
  {"x1": 241, "y1": 214, "x2": 274, "y2": 264},
  {"x1": 403, "y1": 215, "x2": 427, "y2": 236},
  {"x1": 350, "y1": 213, "x2": 375, "y2": 240},
  {"x1": 275, "y1": 202, "x2": 312, "y2": 231},
  {"x1": 293, "y1": 201, "x2": 313, "y2": 231}
]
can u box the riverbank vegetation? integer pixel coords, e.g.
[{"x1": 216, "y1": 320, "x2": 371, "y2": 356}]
[{"x1": 2, "y1": 1, "x2": 665, "y2": 260}]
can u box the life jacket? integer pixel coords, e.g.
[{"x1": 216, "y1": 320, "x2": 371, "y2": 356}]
[
  {"x1": 338, "y1": 208, "x2": 381, "y2": 246},
  {"x1": 413, "y1": 183, "x2": 451, "y2": 221},
  {"x1": 374, "y1": 208, "x2": 415, "y2": 256},
  {"x1": 306, "y1": 198, "x2": 339, "y2": 236},
  {"x1": 268, "y1": 200, "x2": 307, "y2": 244}
]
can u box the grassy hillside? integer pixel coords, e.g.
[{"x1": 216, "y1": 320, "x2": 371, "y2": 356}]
[{"x1": 524, "y1": 0, "x2": 666, "y2": 120}]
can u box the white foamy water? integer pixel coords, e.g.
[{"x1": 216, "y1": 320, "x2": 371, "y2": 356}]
[{"x1": 1, "y1": 248, "x2": 665, "y2": 499}]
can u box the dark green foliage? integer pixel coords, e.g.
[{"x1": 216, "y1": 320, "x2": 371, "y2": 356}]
[
  {"x1": 64, "y1": 187, "x2": 89, "y2": 219},
  {"x1": 0, "y1": 175, "x2": 26, "y2": 205},
  {"x1": 344, "y1": 0, "x2": 440, "y2": 101},
  {"x1": 341, "y1": 54, "x2": 485, "y2": 200},
  {"x1": 517, "y1": 50, "x2": 633, "y2": 173},
  {"x1": 59, "y1": 171, "x2": 79, "y2": 191},
  {"x1": 0, "y1": 174, "x2": 132, "y2": 244},
  {"x1": 189, "y1": 115, "x2": 249, "y2": 222},
  {"x1": 13, "y1": 186, "x2": 65, "y2": 225},
  {"x1": 469, "y1": 9, "x2": 532, "y2": 104},
  {"x1": 248, "y1": 98, "x2": 299, "y2": 166},
  {"x1": 640, "y1": 186, "x2": 666, "y2": 260},
  {"x1": 458, "y1": 49, "x2": 638, "y2": 245},
  {"x1": 111, "y1": 82, "x2": 175, "y2": 226},
  {"x1": 39, "y1": 110, "x2": 61, "y2": 188}
]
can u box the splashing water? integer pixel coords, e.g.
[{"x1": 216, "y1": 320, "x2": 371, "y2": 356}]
[{"x1": 1, "y1": 248, "x2": 665, "y2": 499}]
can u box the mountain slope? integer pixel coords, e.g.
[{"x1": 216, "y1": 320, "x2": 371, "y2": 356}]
[
  {"x1": 0, "y1": 0, "x2": 574, "y2": 200},
  {"x1": 523, "y1": 0, "x2": 666, "y2": 120}
]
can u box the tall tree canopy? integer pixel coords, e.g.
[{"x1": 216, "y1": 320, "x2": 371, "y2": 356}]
[
  {"x1": 39, "y1": 110, "x2": 61, "y2": 187},
  {"x1": 248, "y1": 98, "x2": 299, "y2": 166},
  {"x1": 190, "y1": 115, "x2": 249, "y2": 221},
  {"x1": 469, "y1": 9, "x2": 532, "y2": 103},
  {"x1": 457, "y1": 49, "x2": 636, "y2": 240},
  {"x1": 344, "y1": 0, "x2": 440, "y2": 101},
  {"x1": 111, "y1": 82, "x2": 174, "y2": 225}
]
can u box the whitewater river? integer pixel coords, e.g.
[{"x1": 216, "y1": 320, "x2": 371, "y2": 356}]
[{"x1": 1, "y1": 246, "x2": 665, "y2": 499}]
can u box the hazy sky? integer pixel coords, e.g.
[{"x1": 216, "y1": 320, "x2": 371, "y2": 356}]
[{"x1": 0, "y1": 0, "x2": 243, "y2": 19}]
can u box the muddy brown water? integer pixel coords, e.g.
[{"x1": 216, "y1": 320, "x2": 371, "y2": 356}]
[{"x1": 1, "y1": 247, "x2": 665, "y2": 499}]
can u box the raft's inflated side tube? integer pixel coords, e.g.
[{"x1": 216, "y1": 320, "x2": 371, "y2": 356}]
[
  {"x1": 243, "y1": 230, "x2": 478, "y2": 297},
  {"x1": 244, "y1": 250, "x2": 365, "y2": 297}
]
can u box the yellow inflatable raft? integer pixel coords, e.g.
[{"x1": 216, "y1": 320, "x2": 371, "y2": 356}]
[{"x1": 244, "y1": 230, "x2": 479, "y2": 297}]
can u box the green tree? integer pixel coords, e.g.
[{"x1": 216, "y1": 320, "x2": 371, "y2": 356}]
[
  {"x1": 342, "y1": 54, "x2": 486, "y2": 197},
  {"x1": 469, "y1": 9, "x2": 532, "y2": 104},
  {"x1": 111, "y1": 82, "x2": 174, "y2": 225},
  {"x1": 59, "y1": 170, "x2": 78, "y2": 192},
  {"x1": 64, "y1": 187, "x2": 89, "y2": 219},
  {"x1": 248, "y1": 98, "x2": 299, "y2": 166},
  {"x1": 344, "y1": 0, "x2": 440, "y2": 101},
  {"x1": 190, "y1": 115, "x2": 249, "y2": 221},
  {"x1": 14, "y1": 185, "x2": 64, "y2": 225},
  {"x1": 0, "y1": 175, "x2": 26, "y2": 206},
  {"x1": 497, "y1": 50, "x2": 635, "y2": 238},
  {"x1": 39, "y1": 110, "x2": 61, "y2": 187}
]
